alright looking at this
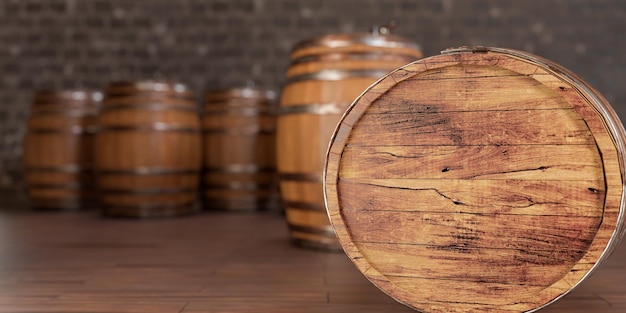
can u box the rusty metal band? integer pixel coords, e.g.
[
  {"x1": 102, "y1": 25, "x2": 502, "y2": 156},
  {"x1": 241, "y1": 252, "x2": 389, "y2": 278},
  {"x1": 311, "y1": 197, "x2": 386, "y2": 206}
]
[
  {"x1": 202, "y1": 197, "x2": 273, "y2": 211},
  {"x1": 104, "y1": 82, "x2": 194, "y2": 100},
  {"x1": 286, "y1": 69, "x2": 391, "y2": 84},
  {"x1": 25, "y1": 165, "x2": 92, "y2": 173},
  {"x1": 287, "y1": 224, "x2": 336, "y2": 236},
  {"x1": 27, "y1": 182, "x2": 93, "y2": 190},
  {"x1": 205, "y1": 88, "x2": 277, "y2": 101},
  {"x1": 96, "y1": 124, "x2": 200, "y2": 132},
  {"x1": 100, "y1": 187, "x2": 196, "y2": 195},
  {"x1": 204, "y1": 165, "x2": 275, "y2": 173},
  {"x1": 203, "y1": 182, "x2": 274, "y2": 191},
  {"x1": 101, "y1": 201, "x2": 197, "y2": 210},
  {"x1": 101, "y1": 103, "x2": 198, "y2": 112},
  {"x1": 29, "y1": 109, "x2": 98, "y2": 116},
  {"x1": 96, "y1": 167, "x2": 199, "y2": 175},
  {"x1": 202, "y1": 108, "x2": 274, "y2": 116},
  {"x1": 278, "y1": 172, "x2": 322, "y2": 183},
  {"x1": 29, "y1": 197, "x2": 94, "y2": 210},
  {"x1": 282, "y1": 200, "x2": 325, "y2": 212},
  {"x1": 290, "y1": 51, "x2": 420, "y2": 66},
  {"x1": 27, "y1": 126, "x2": 98, "y2": 135},
  {"x1": 34, "y1": 90, "x2": 104, "y2": 102},
  {"x1": 202, "y1": 126, "x2": 275, "y2": 135},
  {"x1": 278, "y1": 102, "x2": 347, "y2": 115}
]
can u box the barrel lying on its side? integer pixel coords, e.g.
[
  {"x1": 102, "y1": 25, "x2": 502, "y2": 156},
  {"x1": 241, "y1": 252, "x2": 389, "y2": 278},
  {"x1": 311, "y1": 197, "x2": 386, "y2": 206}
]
[{"x1": 324, "y1": 46, "x2": 626, "y2": 312}]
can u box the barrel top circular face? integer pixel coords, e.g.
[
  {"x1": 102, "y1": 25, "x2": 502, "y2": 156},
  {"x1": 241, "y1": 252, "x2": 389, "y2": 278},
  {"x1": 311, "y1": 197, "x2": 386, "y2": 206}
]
[{"x1": 324, "y1": 47, "x2": 626, "y2": 312}]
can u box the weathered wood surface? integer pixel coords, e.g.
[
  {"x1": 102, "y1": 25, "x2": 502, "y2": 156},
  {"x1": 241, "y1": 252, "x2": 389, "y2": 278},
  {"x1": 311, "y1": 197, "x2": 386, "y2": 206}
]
[{"x1": 325, "y1": 48, "x2": 626, "y2": 312}]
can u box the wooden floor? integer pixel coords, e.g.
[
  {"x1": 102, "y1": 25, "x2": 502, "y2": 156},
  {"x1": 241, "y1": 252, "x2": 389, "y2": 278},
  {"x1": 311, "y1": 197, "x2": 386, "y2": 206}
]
[{"x1": 0, "y1": 209, "x2": 624, "y2": 313}]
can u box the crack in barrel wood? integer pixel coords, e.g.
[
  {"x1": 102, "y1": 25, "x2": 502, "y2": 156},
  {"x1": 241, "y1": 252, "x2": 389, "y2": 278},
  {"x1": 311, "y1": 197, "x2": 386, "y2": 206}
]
[{"x1": 324, "y1": 47, "x2": 626, "y2": 312}]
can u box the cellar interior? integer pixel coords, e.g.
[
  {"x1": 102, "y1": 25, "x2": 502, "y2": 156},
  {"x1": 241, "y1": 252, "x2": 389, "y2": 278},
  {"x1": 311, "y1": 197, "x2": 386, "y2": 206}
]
[{"x1": 1, "y1": 1, "x2": 625, "y2": 312}]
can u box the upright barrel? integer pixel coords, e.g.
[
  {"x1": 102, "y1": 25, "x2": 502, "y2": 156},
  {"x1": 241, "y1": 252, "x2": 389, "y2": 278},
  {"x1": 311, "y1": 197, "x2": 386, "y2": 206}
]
[
  {"x1": 23, "y1": 89, "x2": 102, "y2": 210},
  {"x1": 202, "y1": 87, "x2": 278, "y2": 211},
  {"x1": 277, "y1": 31, "x2": 423, "y2": 250},
  {"x1": 95, "y1": 80, "x2": 202, "y2": 218},
  {"x1": 324, "y1": 46, "x2": 626, "y2": 312}
]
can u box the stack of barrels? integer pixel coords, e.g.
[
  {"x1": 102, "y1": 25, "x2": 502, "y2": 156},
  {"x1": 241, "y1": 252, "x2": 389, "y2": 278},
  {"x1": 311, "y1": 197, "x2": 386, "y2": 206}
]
[
  {"x1": 21, "y1": 26, "x2": 423, "y2": 229},
  {"x1": 22, "y1": 80, "x2": 279, "y2": 218},
  {"x1": 19, "y1": 24, "x2": 626, "y2": 313}
]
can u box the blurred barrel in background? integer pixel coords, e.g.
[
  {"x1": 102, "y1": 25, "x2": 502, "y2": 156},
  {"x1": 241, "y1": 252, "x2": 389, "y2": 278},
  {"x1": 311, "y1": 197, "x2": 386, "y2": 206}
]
[
  {"x1": 95, "y1": 80, "x2": 202, "y2": 218},
  {"x1": 276, "y1": 26, "x2": 424, "y2": 250},
  {"x1": 23, "y1": 89, "x2": 102, "y2": 210},
  {"x1": 202, "y1": 87, "x2": 278, "y2": 212}
]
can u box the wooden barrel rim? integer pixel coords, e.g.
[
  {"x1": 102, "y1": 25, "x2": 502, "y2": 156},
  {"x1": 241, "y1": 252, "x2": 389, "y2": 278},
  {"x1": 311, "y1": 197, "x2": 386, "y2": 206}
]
[
  {"x1": 204, "y1": 87, "x2": 276, "y2": 102},
  {"x1": 324, "y1": 46, "x2": 626, "y2": 312},
  {"x1": 285, "y1": 69, "x2": 393, "y2": 84},
  {"x1": 105, "y1": 80, "x2": 194, "y2": 99},
  {"x1": 291, "y1": 32, "x2": 422, "y2": 54},
  {"x1": 289, "y1": 51, "x2": 424, "y2": 66},
  {"x1": 25, "y1": 165, "x2": 92, "y2": 173},
  {"x1": 33, "y1": 89, "x2": 104, "y2": 104},
  {"x1": 203, "y1": 165, "x2": 275, "y2": 173}
]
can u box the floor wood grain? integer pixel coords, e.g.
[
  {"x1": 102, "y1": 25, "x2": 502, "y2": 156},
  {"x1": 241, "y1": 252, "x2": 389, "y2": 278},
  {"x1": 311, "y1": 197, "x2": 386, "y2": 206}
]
[{"x1": 0, "y1": 210, "x2": 623, "y2": 312}]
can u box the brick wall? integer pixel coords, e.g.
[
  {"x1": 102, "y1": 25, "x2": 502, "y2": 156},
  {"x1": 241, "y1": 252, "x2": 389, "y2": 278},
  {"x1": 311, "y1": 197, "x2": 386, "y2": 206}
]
[{"x1": 1, "y1": 0, "x2": 625, "y2": 202}]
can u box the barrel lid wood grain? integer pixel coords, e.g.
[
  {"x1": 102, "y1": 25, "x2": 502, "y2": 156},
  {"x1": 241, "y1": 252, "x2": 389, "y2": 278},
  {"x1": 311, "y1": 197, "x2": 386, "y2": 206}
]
[{"x1": 324, "y1": 46, "x2": 626, "y2": 312}]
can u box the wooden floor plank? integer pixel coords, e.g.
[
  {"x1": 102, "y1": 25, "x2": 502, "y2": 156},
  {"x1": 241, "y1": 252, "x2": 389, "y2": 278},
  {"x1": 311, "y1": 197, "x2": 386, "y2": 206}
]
[{"x1": 0, "y1": 210, "x2": 622, "y2": 312}]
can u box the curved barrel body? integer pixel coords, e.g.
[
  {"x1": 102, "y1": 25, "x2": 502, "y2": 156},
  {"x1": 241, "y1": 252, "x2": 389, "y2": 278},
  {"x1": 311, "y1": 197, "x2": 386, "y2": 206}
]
[
  {"x1": 202, "y1": 87, "x2": 278, "y2": 211},
  {"x1": 277, "y1": 32, "x2": 423, "y2": 250},
  {"x1": 95, "y1": 80, "x2": 202, "y2": 218},
  {"x1": 23, "y1": 89, "x2": 102, "y2": 210}
]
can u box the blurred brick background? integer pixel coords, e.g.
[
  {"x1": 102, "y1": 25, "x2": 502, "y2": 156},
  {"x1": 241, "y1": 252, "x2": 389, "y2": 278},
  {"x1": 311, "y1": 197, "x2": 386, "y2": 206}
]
[{"x1": 1, "y1": 0, "x2": 625, "y2": 205}]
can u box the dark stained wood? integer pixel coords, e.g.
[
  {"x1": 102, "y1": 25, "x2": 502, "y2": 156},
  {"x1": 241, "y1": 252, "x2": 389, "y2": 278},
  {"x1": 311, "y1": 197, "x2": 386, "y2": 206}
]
[
  {"x1": 0, "y1": 210, "x2": 623, "y2": 312},
  {"x1": 325, "y1": 47, "x2": 626, "y2": 312}
]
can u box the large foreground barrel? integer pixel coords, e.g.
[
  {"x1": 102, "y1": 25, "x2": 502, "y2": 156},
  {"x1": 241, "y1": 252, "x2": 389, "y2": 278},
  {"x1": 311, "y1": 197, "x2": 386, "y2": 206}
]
[
  {"x1": 95, "y1": 80, "x2": 202, "y2": 218},
  {"x1": 202, "y1": 87, "x2": 278, "y2": 211},
  {"x1": 324, "y1": 46, "x2": 626, "y2": 312},
  {"x1": 23, "y1": 89, "x2": 102, "y2": 210},
  {"x1": 277, "y1": 30, "x2": 423, "y2": 250}
]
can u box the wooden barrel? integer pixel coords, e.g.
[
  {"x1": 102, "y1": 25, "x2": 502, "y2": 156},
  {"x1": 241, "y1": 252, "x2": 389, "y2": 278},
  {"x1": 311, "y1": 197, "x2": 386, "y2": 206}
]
[
  {"x1": 324, "y1": 46, "x2": 626, "y2": 312},
  {"x1": 95, "y1": 80, "x2": 202, "y2": 218},
  {"x1": 202, "y1": 87, "x2": 278, "y2": 211},
  {"x1": 277, "y1": 31, "x2": 424, "y2": 250},
  {"x1": 23, "y1": 89, "x2": 102, "y2": 210}
]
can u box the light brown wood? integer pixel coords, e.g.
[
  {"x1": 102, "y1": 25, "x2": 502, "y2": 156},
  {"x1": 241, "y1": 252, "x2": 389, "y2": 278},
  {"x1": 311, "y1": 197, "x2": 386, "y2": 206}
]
[
  {"x1": 277, "y1": 32, "x2": 423, "y2": 250},
  {"x1": 95, "y1": 80, "x2": 202, "y2": 218},
  {"x1": 22, "y1": 89, "x2": 102, "y2": 210},
  {"x1": 202, "y1": 87, "x2": 279, "y2": 211},
  {"x1": 324, "y1": 47, "x2": 626, "y2": 312},
  {"x1": 0, "y1": 210, "x2": 624, "y2": 312}
]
